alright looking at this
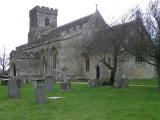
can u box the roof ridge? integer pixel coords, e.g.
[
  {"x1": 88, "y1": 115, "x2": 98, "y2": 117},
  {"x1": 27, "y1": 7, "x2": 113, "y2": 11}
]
[
  {"x1": 58, "y1": 13, "x2": 93, "y2": 28},
  {"x1": 44, "y1": 13, "x2": 94, "y2": 36}
]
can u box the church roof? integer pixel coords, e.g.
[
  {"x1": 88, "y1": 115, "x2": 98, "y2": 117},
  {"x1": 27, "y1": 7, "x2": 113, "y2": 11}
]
[
  {"x1": 40, "y1": 13, "x2": 94, "y2": 40},
  {"x1": 39, "y1": 13, "x2": 94, "y2": 40},
  {"x1": 111, "y1": 20, "x2": 136, "y2": 30},
  {"x1": 57, "y1": 14, "x2": 93, "y2": 31},
  {"x1": 43, "y1": 13, "x2": 94, "y2": 36},
  {"x1": 16, "y1": 11, "x2": 103, "y2": 51},
  {"x1": 82, "y1": 20, "x2": 138, "y2": 55}
]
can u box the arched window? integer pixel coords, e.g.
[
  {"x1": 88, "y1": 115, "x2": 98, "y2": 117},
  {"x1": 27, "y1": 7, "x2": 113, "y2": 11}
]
[
  {"x1": 96, "y1": 65, "x2": 100, "y2": 79},
  {"x1": 108, "y1": 57, "x2": 111, "y2": 65},
  {"x1": 45, "y1": 18, "x2": 50, "y2": 26},
  {"x1": 53, "y1": 52, "x2": 57, "y2": 69},
  {"x1": 40, "y1": 50, "x2": 46, "y2": 65},
  {"x1": 40, "y1": 49, "x2": 46, "y2": 76},
  {"x1": 12, "y1": 63, "x2": 16, "y2": 76},
  {"x1": 85, "y1": 56, "x2": 90, "y2": 72},
  {"x1": 52, "y1": 47, "x2": 57, "y2": 69}
]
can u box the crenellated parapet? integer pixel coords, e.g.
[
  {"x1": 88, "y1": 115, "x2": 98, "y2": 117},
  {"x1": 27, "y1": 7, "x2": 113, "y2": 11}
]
[
  {"x1": 29, "y1": 6, "x2": 58, "y2": 42},
  {"x1": 30, "y1": 6, "x2": 58, "y2": 16}
]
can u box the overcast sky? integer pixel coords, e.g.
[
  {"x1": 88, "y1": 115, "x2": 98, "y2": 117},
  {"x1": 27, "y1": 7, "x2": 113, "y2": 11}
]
[{"x1": 0, "y1": 0, "x2": 151, "y2": 54}]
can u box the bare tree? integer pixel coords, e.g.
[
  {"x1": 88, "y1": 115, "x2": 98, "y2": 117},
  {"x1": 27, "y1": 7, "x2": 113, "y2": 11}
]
[
  {"x1": 82, "y1": 16, "x2": 129, "y2": 85},
  {"x1": 125, "y1": 0, "x2": 160, "y2": 90},
  {"x1": 0, "y1": 47, "x2": 9, "y2": 75}
]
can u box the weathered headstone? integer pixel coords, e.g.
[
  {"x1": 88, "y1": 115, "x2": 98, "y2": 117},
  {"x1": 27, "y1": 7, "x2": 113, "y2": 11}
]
[
  {"x1": 121, "y1": 78, "x2": 129, "y2": 88},
  {"x1": 17, "y1": 78, "x2": 21, "y2": 88},
  {"x1": 88, "y1": 79, "x2": 96, "y2": 87},
  {"x1": 44, "y1": 77, "x2": 54, "y2": 92},
  {"x1": 8, "y1": 77, "x2": 20, "y2": 98},
  {"x1": 60, "y1": 81, "x2": 71, "y2": 91},
  {"x1": 35, "y1": 85, "x2": 46, "y2": 104},
  {"x1": 114, "y1": 78, "x2": 129, "y2": 88}
]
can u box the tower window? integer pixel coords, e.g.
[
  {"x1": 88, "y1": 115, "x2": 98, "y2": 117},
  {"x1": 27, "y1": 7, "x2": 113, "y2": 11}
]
[{"x1": 45, "y1": 18, "x2": 50, "y2": 26}]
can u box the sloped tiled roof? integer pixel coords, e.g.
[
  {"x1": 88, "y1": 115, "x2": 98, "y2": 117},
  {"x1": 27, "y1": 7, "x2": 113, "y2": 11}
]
[
  {"x1": 82, "y1": 20, "x2": 138, "y2": 55},
  {"x1": 56, "y1": 14, "x2": 93, "y2": 31},
  {"x1": 111, "y1": 20, "x2": 136, "y2": 30},
  {"x1": 44, "y1": 13, "x2": 94, "y2": 38},
  {"x1": 36, "y1": 13, "x2": 94, "y2": 37},
  {"x1": 16, "y1": 13, "x2": 94, "y2": 51}
]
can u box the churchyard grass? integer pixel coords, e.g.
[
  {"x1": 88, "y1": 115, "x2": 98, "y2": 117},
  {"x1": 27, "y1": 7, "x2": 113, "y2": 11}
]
[
  {"x1": 130, "y1": 79, "x2": 157, "y2": 86},
  {"x1": 0, "y1": 79, "x2": 160, "y2": 120}
]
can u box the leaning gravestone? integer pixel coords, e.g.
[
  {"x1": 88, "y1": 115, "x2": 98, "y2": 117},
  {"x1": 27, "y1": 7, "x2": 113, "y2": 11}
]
[
  {"x1": 44, "y1": 77, "x2": 54, "y2": 92},
  {"x1": 8, "y1": 77, "x2": 20, "y2": 98},
  {"x1": 35, "y1": 85, "x2": 46, "y2": 104}
]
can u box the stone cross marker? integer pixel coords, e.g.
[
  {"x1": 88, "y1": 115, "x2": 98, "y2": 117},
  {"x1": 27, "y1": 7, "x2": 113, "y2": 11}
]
[
  {"x1": 8, "y1": 77, "x2": 20, "y2": 98},
  {"x1": 44, "y1": 77, "x2": 54, "y2": 92},
  {"x1": 35, "y1": 85, "x2": 46, "y2": 104}
]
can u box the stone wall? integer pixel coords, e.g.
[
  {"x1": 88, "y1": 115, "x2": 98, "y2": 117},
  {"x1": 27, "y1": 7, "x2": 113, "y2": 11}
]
[
  {"x1": 9, "y1": 6, "x2": 156, "y2": 82},
  {"x1": 29, "y1": 6, "x2": 58, "y2": 29},
  {"x1": 29, "y1": 6, "x2": 58, "y2": 42},
  {"x1": 59, "y1": 25, "x2": 85, "y2": 79},
  {"x1": 124, "y1": 55, "x2": 155, "y2": 79},
  {"x1": 82, "y1": 54, "x2": 155, "y2": 81}
]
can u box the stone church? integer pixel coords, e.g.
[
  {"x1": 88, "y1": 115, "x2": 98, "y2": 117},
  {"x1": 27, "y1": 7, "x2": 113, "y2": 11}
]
[{"x1": 9, "y1": 6, "x2": 155, "y2": 82}]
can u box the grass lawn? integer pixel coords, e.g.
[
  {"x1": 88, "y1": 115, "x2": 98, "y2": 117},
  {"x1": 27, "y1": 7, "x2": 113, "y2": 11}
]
[
  {"x1": 0, "y1": 79, "x2": 160, "y2": 120},
  {"x1": 130, "y1": 79, "x2": 158, "y2": 86}
]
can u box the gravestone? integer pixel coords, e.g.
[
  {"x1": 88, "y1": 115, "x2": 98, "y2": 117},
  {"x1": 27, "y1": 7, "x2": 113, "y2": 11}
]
[
  {"x1": 88, "y1": 79, "x2": 96, "y2": 87},
  {"x1": 114, "y1": 78, "x2": 129, "y2": 88},
  {"x1": 121, "y1": 78, "x2": 129, "y2": 87},
  {"x1": 35, "y1": 85, "x2": 46, "y2": 104},
  {"x1": 44, "y1": 77, "x2": 54, "y2": 92},
  {"x1": 17, "y1": 78, "x2": 21, "y2": 88},
  {"x1": 60, "y1": 81, "x2": 71, "y2": 91},
  {"x1": 8, "y1": 77, "x2": 20, "y2": 98}
]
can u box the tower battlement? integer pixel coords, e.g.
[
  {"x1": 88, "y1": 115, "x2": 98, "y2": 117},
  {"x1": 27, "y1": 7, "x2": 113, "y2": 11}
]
[
  {"x1": 30, "y1": 6, "x2": 58, "y2": 16},
  {"x1": 28, "y1": 5, "x2": 58, "y2": 42}
]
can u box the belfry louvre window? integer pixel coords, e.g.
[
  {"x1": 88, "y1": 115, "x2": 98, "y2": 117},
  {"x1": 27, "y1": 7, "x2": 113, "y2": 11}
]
[
  {"x1": 45, "y1": 18, "x2": 50, "y2": 26},
  {"x1": 86, "y1": 56, "x2": 90, "y2": 72}
]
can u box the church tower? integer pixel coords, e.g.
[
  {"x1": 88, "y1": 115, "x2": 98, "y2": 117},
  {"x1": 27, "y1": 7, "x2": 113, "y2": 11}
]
[
  {"x1": 28, "y1": 6, "x2": 58, "y2": 42},
  {"x1": 29, "y1": 5, "x2": 58, "y2": 29}
]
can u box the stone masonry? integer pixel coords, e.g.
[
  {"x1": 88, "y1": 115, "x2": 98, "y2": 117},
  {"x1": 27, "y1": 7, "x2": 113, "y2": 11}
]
[{"x1": 9, "y1": 6, "x2": 156, "y2": 82}]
